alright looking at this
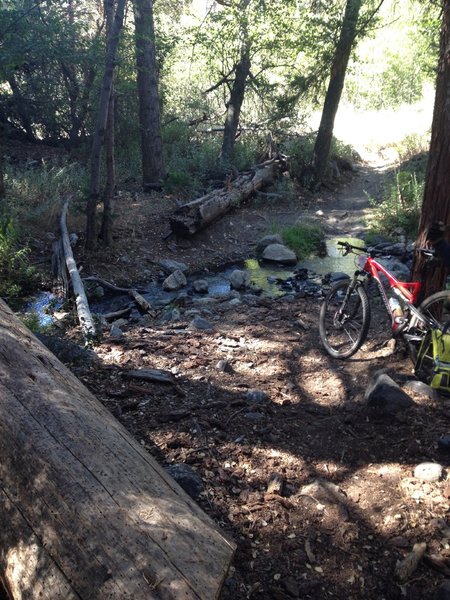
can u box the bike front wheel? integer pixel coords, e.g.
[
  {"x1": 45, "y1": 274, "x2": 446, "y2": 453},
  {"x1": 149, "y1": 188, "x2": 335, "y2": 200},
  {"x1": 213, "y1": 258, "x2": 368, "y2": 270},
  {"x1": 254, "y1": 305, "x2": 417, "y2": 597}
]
[{"x1": 319, "y1": 279, "x2": 371, "y2": 359}]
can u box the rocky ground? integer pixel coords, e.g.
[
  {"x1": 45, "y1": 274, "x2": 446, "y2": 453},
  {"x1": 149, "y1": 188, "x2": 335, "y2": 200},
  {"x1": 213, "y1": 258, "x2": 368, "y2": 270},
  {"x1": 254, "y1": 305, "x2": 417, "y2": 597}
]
[{"x1": 34, "y1": 159, "x2": 450, "y2": 599}]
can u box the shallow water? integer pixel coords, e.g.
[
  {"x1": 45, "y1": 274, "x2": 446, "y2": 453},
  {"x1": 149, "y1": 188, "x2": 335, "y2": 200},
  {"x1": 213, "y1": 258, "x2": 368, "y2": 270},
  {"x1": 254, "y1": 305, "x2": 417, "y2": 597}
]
[{"x1": 25, "y1": 237, "x2": 366, "y2": 323}]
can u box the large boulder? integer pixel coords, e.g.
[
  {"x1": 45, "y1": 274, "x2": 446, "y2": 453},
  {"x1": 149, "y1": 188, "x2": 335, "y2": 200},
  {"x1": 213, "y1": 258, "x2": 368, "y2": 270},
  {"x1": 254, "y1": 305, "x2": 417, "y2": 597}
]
[{"x1": 262, "y1": 243, "x2": 297, "y2": 265}]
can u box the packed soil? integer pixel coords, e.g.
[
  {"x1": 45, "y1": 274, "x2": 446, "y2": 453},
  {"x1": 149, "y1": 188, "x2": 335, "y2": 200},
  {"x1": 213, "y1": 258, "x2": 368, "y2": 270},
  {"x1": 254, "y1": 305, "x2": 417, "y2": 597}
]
[{"x1": 32, "y1": 158, "x2": 450, "y2": 598}]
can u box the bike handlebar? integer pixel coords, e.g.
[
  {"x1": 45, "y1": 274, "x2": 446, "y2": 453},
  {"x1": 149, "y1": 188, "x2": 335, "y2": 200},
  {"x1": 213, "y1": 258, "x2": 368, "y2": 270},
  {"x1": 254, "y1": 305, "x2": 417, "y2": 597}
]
[{"x1": 337, "y1": 241, "x2": 436, "y2": 258}]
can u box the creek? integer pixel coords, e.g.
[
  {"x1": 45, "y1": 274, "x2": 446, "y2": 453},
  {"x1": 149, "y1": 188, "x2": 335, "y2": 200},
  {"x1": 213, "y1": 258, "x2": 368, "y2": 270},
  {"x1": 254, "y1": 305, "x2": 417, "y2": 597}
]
[{"x1": 23, "y1": 236, "x2": 364, "y2": 325}]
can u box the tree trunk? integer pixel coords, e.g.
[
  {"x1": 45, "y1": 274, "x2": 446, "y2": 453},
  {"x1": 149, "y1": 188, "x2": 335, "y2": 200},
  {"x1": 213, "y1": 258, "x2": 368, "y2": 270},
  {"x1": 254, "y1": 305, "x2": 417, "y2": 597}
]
[
  {"x1": 133, "y1": 0, "x2": 165, "y2": 188},
  {"x1": 0, "y1": 299, "x2": 235, "y2": 599},
  {"x1": 86, "y1": 0, "x2": 126, "y2": 251},
  {"x1": 7, "y1": 75, "x2": 34, "y2": 141},
  {"x1": 0, "y1": 154, "x2": 5, "y2": 203},
  {"x1": 100, "y1": 0, "x2": 116, "y2": 247},
  {"x1": 311, "y1": 0, "x2": 362, "y2": 188},
  {"x1": 220, "y1": 46, "x2": 251, "y2": 162},
  {"x1": 170, "y1": 157, "x2": 287, "y2": 236},
  {"x1": 411, "y1": 1, "x2": 450, "y2": 300}
]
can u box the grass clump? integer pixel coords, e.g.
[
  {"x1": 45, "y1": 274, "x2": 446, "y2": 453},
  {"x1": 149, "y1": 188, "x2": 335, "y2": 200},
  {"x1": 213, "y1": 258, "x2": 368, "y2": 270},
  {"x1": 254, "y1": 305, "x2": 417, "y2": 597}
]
[
  {"x1": 0, "y1": 213, "x2": 37, "y2": 306},
  {"x1": 277, "y1": 221, "x2": 325, "y2": 259},
  {"x1": 366, "y1": 170, "x2": 423, "y2": 238}
]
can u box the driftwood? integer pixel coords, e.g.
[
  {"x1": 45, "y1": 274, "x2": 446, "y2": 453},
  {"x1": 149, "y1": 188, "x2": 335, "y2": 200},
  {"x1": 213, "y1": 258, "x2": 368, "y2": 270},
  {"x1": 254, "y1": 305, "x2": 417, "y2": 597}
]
[
  {"x1": 60, "y1": 201, "x2": 96, "y2": 339},
  {"x1": 129, "y1": 289, "x2": 156, "y2": 316},
  {"x1": 0, "y1": 299, "x2": 235, "y2": 599},
  {"x1": 170, "y1": 155, "x2": 288, "y2": 237},
  {"x1": 83, "y1": 275, "x2": 146, "y2": 294}
]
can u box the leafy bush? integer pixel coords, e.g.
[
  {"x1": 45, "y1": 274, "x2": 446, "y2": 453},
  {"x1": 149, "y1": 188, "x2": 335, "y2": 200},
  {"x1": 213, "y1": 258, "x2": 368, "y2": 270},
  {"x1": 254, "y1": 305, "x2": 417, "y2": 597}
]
[
  {"x1": 366, "y1": 170, "x2": 423, "y2": 237},
  {"x1": 277, "y1": 221, "x2": 325, "y2": 259},
  {"x1": 0, "y1": 214, "x2": 37, "y2": 305}
]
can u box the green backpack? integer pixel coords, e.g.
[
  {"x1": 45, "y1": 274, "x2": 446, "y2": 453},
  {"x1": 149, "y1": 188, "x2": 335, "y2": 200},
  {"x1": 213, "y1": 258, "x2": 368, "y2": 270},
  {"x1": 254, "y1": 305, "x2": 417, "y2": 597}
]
[{"x1": 415, "y1": 326, "x2": 450, "y2": 394}]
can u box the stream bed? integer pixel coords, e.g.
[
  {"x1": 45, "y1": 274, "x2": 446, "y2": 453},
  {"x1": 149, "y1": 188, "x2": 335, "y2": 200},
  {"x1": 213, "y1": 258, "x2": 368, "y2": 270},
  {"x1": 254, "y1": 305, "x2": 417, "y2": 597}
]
[{"x1": 24, "y1": 236, "x2": 364, "y2": 325}]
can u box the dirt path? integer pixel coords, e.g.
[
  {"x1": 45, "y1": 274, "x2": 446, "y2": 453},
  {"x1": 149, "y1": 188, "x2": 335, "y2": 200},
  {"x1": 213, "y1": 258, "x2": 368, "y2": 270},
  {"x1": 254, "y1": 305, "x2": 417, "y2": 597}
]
[{"x1": 306, "y1": 157, "x2": 394, "y2": 239}]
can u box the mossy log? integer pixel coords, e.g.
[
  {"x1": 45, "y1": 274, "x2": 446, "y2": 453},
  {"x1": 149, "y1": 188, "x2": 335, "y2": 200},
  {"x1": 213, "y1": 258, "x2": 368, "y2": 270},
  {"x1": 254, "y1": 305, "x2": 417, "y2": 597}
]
[
  {"x1": 0, "y1": 299, "x2": 235, "y2": 599},
  {"x1": 169, "y1": 155, "x2": 288, "y2": 237}
]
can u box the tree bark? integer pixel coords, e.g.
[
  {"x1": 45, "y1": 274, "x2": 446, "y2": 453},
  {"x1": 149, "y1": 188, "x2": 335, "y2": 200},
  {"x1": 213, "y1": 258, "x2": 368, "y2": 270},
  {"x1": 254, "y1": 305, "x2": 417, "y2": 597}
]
[
  {"x1": 0, "y1": 154, "x2": 5, "y2": 203},
  {"x1": 86, "y1": 0, "x2": 126, "y2": 251},
  {"x1": 220, "y1": 45, "x2": 251, "y2": 161},
  {"x1": 133, "y1": 0, "x2": 165, "y2": 188},
  {"x1": 412, "y1": 1, "x2": 450, "y2": 300},
  {"x1": 100, "y1": 0, "x2": 116, "y2": 247},
  {"x1": 170, "y1": 157, "x2": 287, "y2": 236},
  {"x1": 0, "y1": 299, "x2": 235, "y2": 599},
  {"x1": 311, "y1": 0, "x2": 362, "y2": 188}
]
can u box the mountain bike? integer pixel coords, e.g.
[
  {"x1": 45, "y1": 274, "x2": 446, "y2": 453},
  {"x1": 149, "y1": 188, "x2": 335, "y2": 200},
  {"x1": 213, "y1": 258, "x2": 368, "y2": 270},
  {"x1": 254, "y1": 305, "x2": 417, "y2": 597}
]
[{"x1": 319, "y1": 241, "x2": 450, "y2": 359}]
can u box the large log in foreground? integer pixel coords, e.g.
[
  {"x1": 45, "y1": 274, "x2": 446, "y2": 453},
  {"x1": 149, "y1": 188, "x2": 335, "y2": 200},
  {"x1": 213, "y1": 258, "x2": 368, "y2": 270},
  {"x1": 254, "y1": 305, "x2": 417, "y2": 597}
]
[
  {"x1": 170, "y1": 155, "x2": 288, "y2": 236},
  {"x1": 0, "y1": 299, "x2": 235, "y2": 599}
]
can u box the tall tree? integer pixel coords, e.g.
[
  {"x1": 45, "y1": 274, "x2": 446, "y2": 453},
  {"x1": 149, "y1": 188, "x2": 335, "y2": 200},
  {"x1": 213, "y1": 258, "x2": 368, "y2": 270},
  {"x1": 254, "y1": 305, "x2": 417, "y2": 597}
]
[
  {"x1": 220, "y1": 0, "x2": 251, "y2": 161},
  {"x1": 133, "y1": 0, "x2": 165, "y2": 188},
  {"x1": 86, "y1": 0, "x2": 126, "y2": 250},
  {"x1": 411, "y1": 0, "x2": 450, "y2": 300},
  {"x1": 100, "y1": 0, "x2": 116, "y2": 247},
  {"x1": 311, "y1": 0, "x2": 363, "y2": 188}
]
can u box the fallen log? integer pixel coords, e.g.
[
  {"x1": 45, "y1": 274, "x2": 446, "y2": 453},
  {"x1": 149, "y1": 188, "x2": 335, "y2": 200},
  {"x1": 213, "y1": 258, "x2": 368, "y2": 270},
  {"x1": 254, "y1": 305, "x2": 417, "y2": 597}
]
[
  {"x1": 60, "y1": 201, "x2": 96, "y2": 339},
  {"x1": 129, "y1": 289, "x2": 157, "y2": 317},
  {"x1": 169, "y1": 155, "x2": 288, "y2": 237},
  {"x1": 0, "y1": 299, "x2": 235, "y2": 599}
]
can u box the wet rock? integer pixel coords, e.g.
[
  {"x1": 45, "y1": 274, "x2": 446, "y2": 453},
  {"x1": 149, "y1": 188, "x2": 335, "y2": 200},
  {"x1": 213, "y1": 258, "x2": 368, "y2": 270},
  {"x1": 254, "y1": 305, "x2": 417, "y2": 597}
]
[
  {"x1": 378, "y1": 257, "x2": 410, "y2": 279},
  {"x1": 162, "y1": 269, "x2": 187, "y2": 291},
  {"x1": 414, "y1": 462, "x2": 443, "y2": 482},
  {"x1": 256, "y1": 233, "x2": 283, "y2": 254},
  {"x1": 229, "y1": 269, "x2": 248, "y2": 290},
  {"x1": 166, "y1": 464, "x2": 204, "y2": 500},
  {"x1": 192, "y1": 279, "x2": 209, "y2": 293},
  {"x1": 324, "y1": 271, "x2": 350, "y2": 284},
  {"x1": 111, "y1": 318, "x2": 128, "y2": 329},
  {"x1": 160, "y1": 308, "x2": 181, "y2": 323},
  {"x1": 109, "y1": 325, "x2": 123, "y2": 338},
  {"x1": 158, "y1": 259, "x2": 189, "y2": 274},
  {"x1": 262, "y1": 243, "x2": 297, "y2": 265},
  {"x1": 188, "y1": 316, "x2": 214, "y2": 331},
  {"x1": 364, "y1": 371, "x2": 415, "y2": 416}
]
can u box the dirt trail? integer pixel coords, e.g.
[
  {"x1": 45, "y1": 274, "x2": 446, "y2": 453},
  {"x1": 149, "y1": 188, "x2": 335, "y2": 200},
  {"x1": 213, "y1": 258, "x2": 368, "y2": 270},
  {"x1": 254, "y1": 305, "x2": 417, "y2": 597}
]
[{"x1": 307, "y1": 157, "x2": 394, "y2": 239}]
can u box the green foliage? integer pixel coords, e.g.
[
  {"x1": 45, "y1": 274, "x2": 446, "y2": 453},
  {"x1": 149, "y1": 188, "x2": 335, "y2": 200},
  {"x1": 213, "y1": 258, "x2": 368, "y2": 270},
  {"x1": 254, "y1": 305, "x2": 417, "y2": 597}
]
[
  {"x1": 0, "y1": 213, "x2": 37, "y2": 304},
  {"x1": 277, "y1": 222, "x2": 325, "y2": 259},
  {"x1": 344, "y1": 0, "x2": 440, "y2": 110},
  {"x1": 20, "y1": 311, "x2": 41, "y2": 333},
  {"x1": 5, "y1": 160, "x2": 88, "y2": 230},
  {"x1": 366, "y1": 170, "x2": 424, "y2": 237}
]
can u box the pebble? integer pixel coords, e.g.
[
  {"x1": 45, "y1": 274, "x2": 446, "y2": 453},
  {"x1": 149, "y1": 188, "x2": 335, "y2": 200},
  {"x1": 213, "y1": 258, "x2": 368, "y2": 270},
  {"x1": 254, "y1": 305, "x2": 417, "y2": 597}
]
[
  {"x1": 245, "y1": 389, "x2": 268, "y2": 403},
  {"x1": 413, "y1": 462, "x2": 443, "y2": 482}
]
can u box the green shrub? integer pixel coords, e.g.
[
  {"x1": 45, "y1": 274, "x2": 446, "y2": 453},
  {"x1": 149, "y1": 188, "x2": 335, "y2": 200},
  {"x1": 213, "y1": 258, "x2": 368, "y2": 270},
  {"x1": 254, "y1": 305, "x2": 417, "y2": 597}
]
[
  {"x1": 0, "y1": 214, "x2": 37, "y2": 305},
  {"x1": 5, "y1": 160, "x2": 88, "y2": 233},
  {"x1": 366, "y1": 170, "x2": 423, "y2": 237},
  {"x1": 276, "y1": 221, "x2": 325, "y2": 259}
]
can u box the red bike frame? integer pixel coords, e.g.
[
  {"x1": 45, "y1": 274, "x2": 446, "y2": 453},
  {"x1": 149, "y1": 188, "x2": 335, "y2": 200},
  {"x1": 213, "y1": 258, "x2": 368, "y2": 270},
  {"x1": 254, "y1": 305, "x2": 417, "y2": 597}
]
[{"x1": 361, "y1": 255, "x2": 422, "y2": 329}]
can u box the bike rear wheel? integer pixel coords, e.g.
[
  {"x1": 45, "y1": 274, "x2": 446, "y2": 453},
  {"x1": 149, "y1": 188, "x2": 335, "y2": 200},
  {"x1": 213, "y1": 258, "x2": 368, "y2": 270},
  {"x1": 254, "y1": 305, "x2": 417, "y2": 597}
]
[
  {"x1": 319, "y1": 279, "x2": 371, "y2": 359},
  {"x1": 419, "y1": 290, "x2": 450, "y2": 328}
]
